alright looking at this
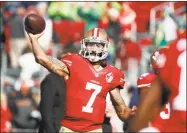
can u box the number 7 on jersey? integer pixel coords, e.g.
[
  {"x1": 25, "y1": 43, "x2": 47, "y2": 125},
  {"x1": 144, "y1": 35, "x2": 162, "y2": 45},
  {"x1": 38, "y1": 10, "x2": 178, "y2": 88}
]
[{"x1": 82, "y1": 82, "x2": 102, "y2": 113}]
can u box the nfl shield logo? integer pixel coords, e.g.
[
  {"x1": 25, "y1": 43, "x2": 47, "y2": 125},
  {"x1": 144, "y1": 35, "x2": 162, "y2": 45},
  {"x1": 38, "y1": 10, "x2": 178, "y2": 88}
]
[{"x1": 106, "y1": 72, "x2": 113, "y2": 83}]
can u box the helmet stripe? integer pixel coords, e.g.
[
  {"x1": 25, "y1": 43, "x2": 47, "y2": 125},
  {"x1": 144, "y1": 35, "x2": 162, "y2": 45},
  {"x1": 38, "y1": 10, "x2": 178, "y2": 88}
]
[
  {"x1": 97, "y1": 28, "x2": 100, "y2": 37},
  {"x1": 93, "y1": 28, "x2": 98, "y2": 37},
  {"x1": 91, "y1": 28, "x2": 94, "y2": 36}
]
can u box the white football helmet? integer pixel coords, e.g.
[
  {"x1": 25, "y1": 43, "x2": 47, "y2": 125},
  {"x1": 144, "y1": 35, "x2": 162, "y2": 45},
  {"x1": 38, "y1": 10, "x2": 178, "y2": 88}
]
[{"x1": 79, "y1": 28, "x2": 110, "y2": 62}]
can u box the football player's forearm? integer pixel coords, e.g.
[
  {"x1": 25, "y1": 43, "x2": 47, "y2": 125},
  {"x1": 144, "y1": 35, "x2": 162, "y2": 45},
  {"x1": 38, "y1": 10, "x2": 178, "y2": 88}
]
[
  {"x1": 114, "y1": 105, "x2": 129, "y2": 121},
  {"x1": 129, "y1": 78, "x2": 162, "y2": 132},
  {"x1": 30, "y1": 38, "x2": 69, "y2": 76},
  {"x1": 110, "y1": 88, "x2": 130, "y2": 121},
  {"x1": 30, "y1": 37, "x2": 47, "y2": 64},
  {"x1": 46, "y1": 56, "x2": 69, "y2": 76},
  {"x1": 139, "y1": 89, "x2": 149, "y2": 102}
]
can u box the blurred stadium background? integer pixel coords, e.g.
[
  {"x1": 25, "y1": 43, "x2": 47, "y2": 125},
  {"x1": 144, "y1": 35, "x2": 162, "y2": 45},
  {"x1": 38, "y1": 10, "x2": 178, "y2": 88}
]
[{"x1": 0, "y1": 1, "x2": 186, "y2": 132}]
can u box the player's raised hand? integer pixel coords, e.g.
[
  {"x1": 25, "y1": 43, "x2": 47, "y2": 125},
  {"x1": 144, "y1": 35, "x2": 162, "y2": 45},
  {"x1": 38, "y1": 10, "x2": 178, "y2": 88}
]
[
  {"x1": 27, "y1": 31, "x2": 44, "y2": 41},
  {"x1": 24, "y1": 13, "x2": 45, "y2": 39}
]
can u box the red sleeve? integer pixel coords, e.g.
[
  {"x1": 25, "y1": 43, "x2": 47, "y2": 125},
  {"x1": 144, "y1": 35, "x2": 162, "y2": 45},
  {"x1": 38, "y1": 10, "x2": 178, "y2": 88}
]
[
  {"x1": 113, "y1": 69, "x2": 125, "y2": 89},
  {"x1": 137, "y1": 73, "x2": 156, "y2": 90},
  {"x1": 61, "y1": 53, "x2": 74, "y2": 72}
]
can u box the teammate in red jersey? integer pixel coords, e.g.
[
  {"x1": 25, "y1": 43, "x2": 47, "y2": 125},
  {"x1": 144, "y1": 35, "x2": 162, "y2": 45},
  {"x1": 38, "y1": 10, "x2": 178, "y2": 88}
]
[
  {"x1": 27, "y1": 28, "x2": 137, "y2": 132},
  {"x1": 130, "y1": 38, "x2": 186, "y2": 132},
  {"x1": 136, "y1": 47, "x2": 170, "y2": 132},
  {"x1": 158, "y1": 38, "x2": 186, "y2": 132},
  {"x1": 137, "y1": 73, "x2": 170, "y2": 132}
]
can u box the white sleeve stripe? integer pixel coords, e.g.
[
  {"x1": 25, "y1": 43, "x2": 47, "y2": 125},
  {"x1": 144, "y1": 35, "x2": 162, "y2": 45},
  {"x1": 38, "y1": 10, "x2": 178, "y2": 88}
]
[
  {"x1": 120, "y1": 78, "x2": 125, "y2": 83},
  {"x1": 66, "y1": 63, "x2": 72, "y2": 66},
  {"x1": 137, "y1": 83, "x2": 151, "y2": 88},
  {"x1": 62, "y1": 59, "x2": 72, "y2": 64}
]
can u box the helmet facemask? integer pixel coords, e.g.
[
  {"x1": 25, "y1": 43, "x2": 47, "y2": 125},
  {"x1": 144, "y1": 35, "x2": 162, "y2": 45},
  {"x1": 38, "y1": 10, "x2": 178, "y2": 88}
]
[{"x1": 79, "y1": 28, "x2": 109, "y2": 62}]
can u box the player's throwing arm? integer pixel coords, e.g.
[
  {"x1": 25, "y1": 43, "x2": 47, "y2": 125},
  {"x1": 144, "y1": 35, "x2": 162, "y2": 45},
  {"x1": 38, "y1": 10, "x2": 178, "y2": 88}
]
[{"x1": 24, "y1": 14, "x2": 69, "y2": 77}]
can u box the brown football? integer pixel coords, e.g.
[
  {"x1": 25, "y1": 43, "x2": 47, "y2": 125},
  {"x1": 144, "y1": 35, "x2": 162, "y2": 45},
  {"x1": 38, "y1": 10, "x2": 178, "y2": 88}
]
[{"x1": 24, "y1": 13, "x2": 46, "y2": 34}]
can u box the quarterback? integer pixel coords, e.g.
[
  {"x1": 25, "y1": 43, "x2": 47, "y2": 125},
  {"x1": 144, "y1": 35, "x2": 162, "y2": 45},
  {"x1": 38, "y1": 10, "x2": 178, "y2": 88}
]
[{"x1": 27, "y1": 28, "x2": 137, "y2": 132}]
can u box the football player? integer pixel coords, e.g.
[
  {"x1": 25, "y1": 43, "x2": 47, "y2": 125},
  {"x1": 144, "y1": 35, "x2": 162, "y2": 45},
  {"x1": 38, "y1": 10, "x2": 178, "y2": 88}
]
[
  {"x1": 130, "y1": 37, "x2": 186, "y2": 132},
  {"x1": 27, "y1": 28, "x2": 137, "y2": 132},
  {"x1": 137, "y1": 47, "x2": 170, "y2": 132}
]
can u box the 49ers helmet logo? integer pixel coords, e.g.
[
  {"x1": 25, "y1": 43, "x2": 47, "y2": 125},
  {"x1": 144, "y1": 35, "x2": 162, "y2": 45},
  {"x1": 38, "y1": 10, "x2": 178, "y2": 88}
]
[{"x1": 106, "y1": 72, "x2": 113, "y2": 83}]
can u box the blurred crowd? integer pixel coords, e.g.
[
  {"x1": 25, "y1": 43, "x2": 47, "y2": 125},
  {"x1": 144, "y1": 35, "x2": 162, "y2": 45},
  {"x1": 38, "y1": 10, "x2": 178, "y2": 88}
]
[{"x1": 0, "y1": 1, "x2": 186, "y2": 132}]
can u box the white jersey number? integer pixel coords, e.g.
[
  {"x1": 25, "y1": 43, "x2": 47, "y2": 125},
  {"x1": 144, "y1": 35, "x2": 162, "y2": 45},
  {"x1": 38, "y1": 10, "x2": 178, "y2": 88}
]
[
  {"x1": 173, "y1": 50, "x2": 186, "y2": 111},
  {"x1": 160, "y1": 103, "x2": 170, "y2": 119},
  {"x1": 82, "y1": 82, "x2": 102, "y2": 113}
]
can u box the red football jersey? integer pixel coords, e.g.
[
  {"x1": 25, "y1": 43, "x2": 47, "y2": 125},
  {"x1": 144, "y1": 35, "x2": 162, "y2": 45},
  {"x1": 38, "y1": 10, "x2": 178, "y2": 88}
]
[
  {"x1": 137, "y1": 73, "x2": 170, "y2": 132},
  {"x1": 158, "y1": 38, "x2": 186, "y2": 132},
  {"x1": 137, "y1": 73, "x2": 156, "y2": 89},
  {"x1": 60, "y1": 53, "x2": 125, "y2": 132}
]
